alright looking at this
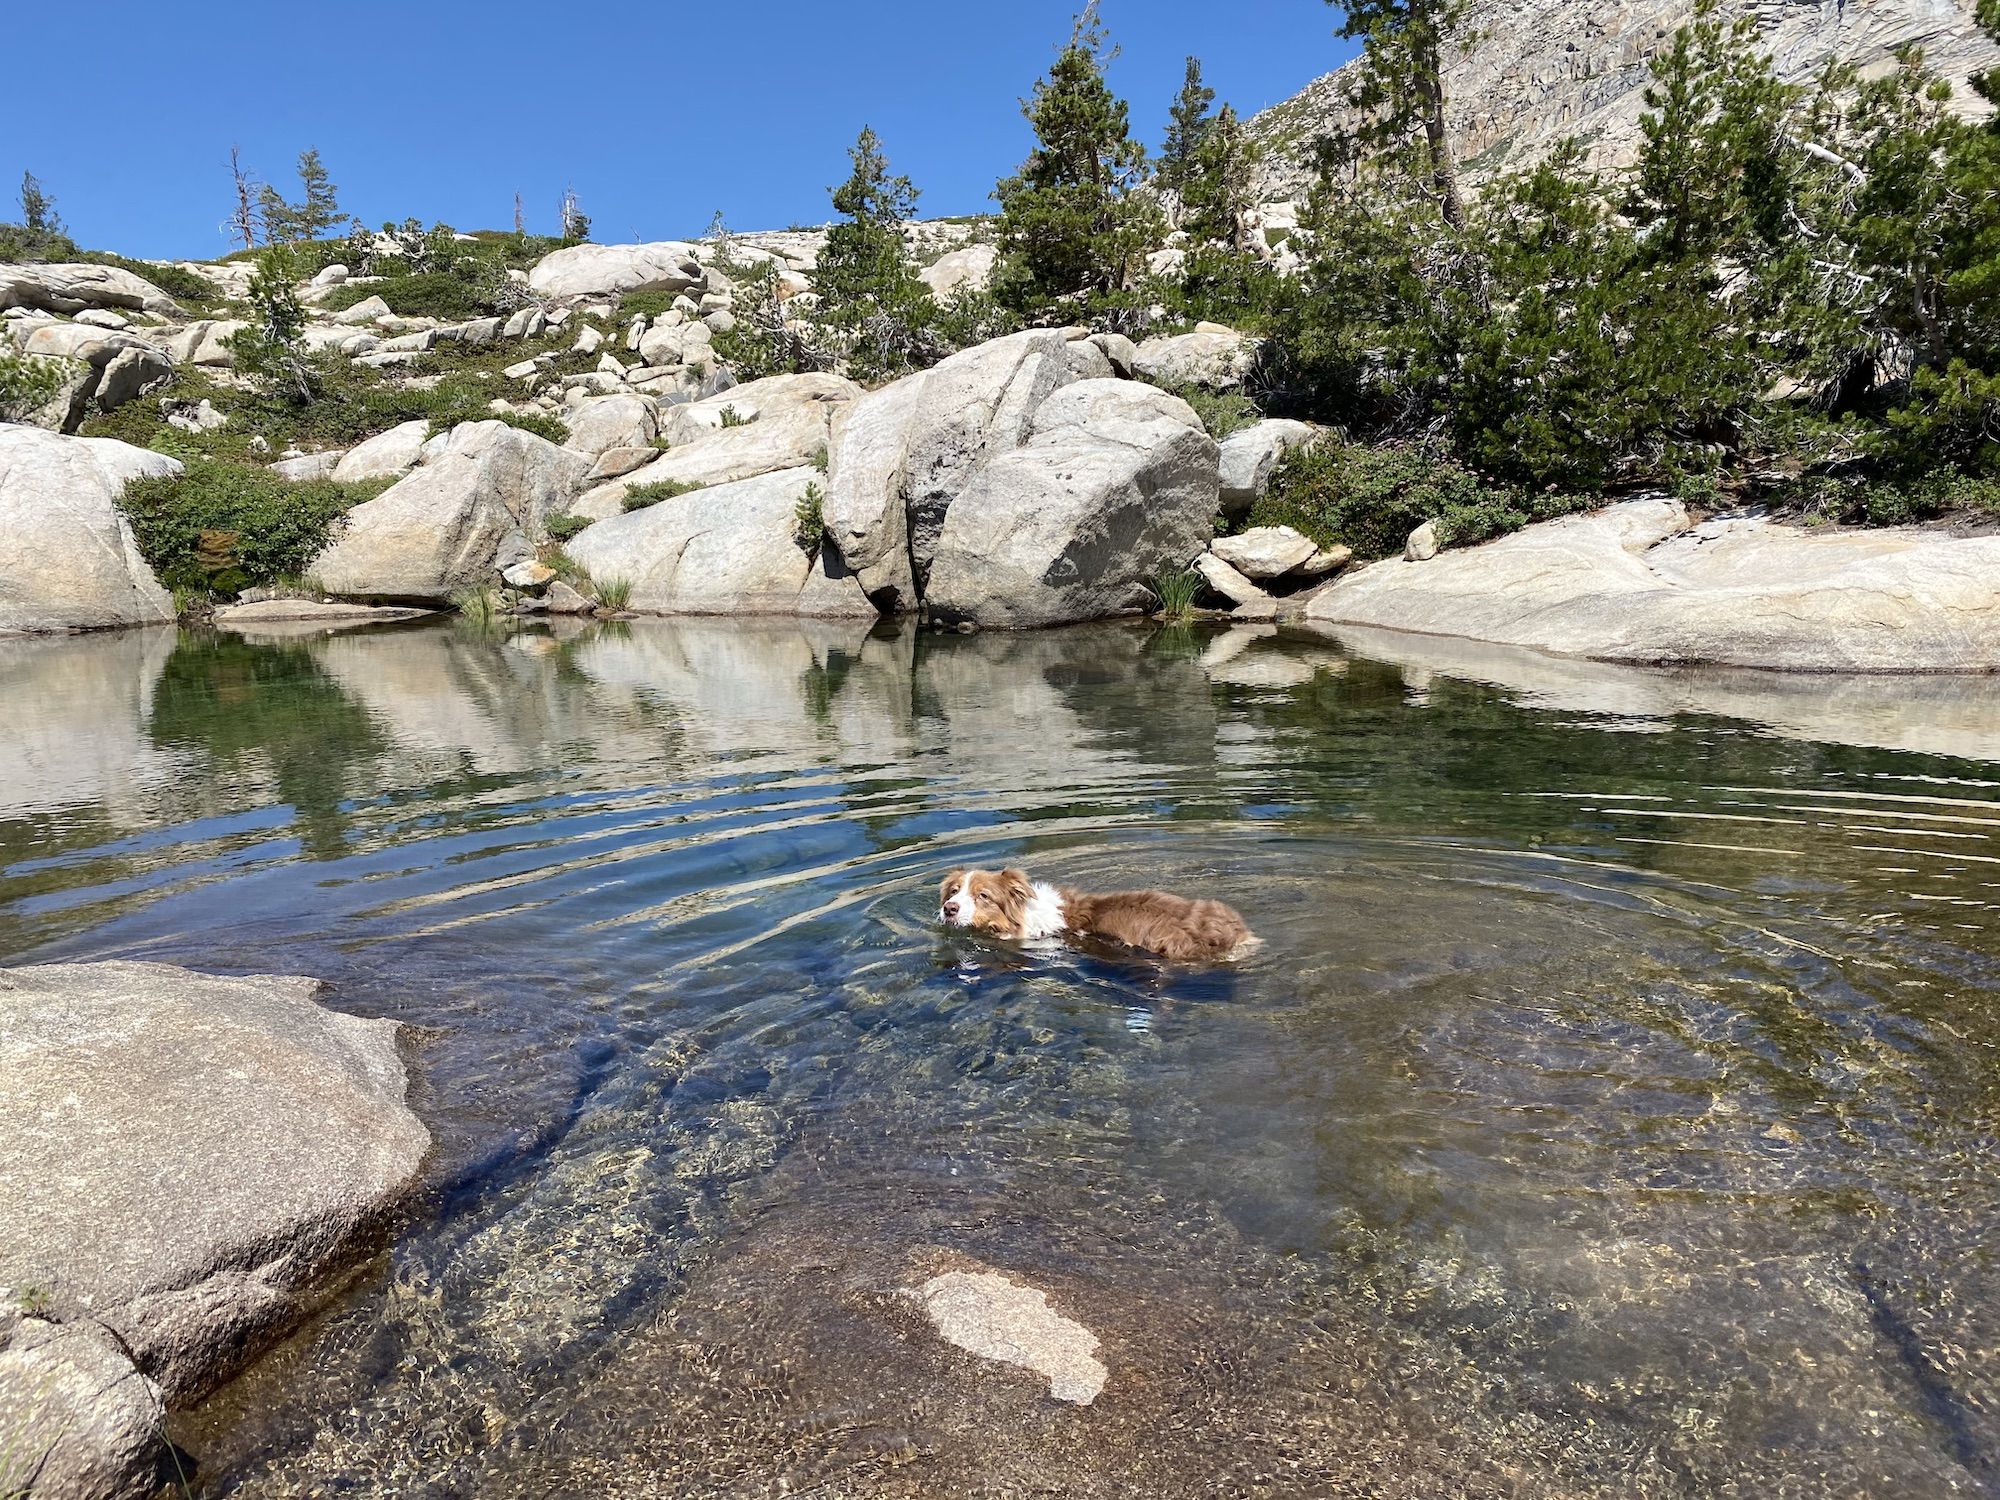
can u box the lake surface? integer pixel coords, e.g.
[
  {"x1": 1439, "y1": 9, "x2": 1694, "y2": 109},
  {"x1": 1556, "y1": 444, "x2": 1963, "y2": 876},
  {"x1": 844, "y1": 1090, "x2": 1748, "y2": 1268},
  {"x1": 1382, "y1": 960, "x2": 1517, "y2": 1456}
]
[{"x1": 5, "y1": 616, "x2": 2000, "y2": 1498}]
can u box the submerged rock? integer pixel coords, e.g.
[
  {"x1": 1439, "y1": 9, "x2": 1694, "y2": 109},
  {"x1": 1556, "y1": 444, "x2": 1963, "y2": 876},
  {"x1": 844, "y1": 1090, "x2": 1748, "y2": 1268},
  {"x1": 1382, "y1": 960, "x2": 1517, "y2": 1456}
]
[
  {"x1": 915, "y1": 1267, "x2": 1109, "y2": 1406},
  {"x1": 0, "y1": 427, "x2": 176, "y2": 635},
  {"x1": 0, "y1": 961, "x2": 428, "y2": 1497},
  {"x1": 1308, "y1": 498, "x2": 2000, "y2": 672}
]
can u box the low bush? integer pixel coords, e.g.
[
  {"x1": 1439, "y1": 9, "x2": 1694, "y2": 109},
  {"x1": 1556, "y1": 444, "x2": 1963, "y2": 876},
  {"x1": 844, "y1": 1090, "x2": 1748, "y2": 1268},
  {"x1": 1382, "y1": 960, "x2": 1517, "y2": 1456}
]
[
  {"x1": 622, "y1": 478, "x2": 703, "y2": 513},
  {"x1": 321, "y1": 270, "x2": 495, "y2": 323},
  {"x1": 1170, "y1": 383, "x2": 1260, "y2": 441},
  {"x1": 74, "y1": 252, "x2": 219, "y2": 311},
  {"x1": 545, "y1": 513, "x2": 595, "y2": 543},
  {"x1": 119, "y1": 460, "x2": 390, "y2": 598},
  {"x1": 0, "y1": 351, "x2": 68, "y2": 423},
  {"x1": 1249, "y1": 440, "x2": 1590, "y2": 560}
]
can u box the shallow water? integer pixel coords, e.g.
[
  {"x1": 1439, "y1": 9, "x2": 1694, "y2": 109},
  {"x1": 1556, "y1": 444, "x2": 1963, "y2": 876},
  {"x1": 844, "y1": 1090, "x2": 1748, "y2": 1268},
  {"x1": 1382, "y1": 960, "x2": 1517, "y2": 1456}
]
[{"x1": 5, "y1": 617, "x2": 2000, "y2": 1498}]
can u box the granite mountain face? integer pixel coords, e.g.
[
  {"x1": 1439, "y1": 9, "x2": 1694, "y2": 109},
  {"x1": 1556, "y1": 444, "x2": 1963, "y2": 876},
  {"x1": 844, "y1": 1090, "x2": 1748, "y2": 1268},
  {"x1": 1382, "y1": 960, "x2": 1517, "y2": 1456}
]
[{"x1": 1248, "y1": 0, "x2": 2000, "y2": 198}]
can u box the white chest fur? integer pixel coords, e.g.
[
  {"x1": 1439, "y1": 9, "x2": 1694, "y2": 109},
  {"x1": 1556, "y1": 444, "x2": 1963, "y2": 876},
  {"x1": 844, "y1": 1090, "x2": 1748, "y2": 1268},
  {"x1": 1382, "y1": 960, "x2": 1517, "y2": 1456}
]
[{"x1": 1019, "y1": 882, "x2": 1069, "y2": 941}]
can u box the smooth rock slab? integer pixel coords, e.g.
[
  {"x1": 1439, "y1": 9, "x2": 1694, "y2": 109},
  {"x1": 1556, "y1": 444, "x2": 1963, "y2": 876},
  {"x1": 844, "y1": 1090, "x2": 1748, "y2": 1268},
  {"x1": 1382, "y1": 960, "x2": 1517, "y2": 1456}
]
[
  {"x1": 1307, "y1": 498, "x2": 2000, "y2": 672},
  {"x1": 916, "y1": 1269, "x2": 1109, "y2": 1405},
  {"x1": 0, "y1": 961, "x2": 428, "y2": 1494}
]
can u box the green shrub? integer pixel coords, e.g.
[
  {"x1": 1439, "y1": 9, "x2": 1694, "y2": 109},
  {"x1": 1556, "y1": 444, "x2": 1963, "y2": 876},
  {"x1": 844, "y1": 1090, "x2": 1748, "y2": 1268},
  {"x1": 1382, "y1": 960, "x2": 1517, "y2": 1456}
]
[
  {"x1": 616, "y1": 290, "x2": 683, "y2": 322},
  {"x1": 119, "y1": 460, "x2": 389, "y2": 599},
  {"x1": 1170, "y1": 383, "x2": 1260, "y2": 441},
  {"x1": 0, "y1": 351, "x2": 69, "y2": 423},
  {"x1": 74, "y1": 252, "x2": 219, "y2": 310},
  {"x1": 1250, "y1": 440, "x2": 1588, "y2": 560},
  {"x1": 322, "y1": 270, "x2": 495, "y2": 322},
  {"x1": 545, "y1": 513, "x2": 595, "y2": 543},
  {"x1": 622, "y1": 478, "x2": 703, "y2": 512}
]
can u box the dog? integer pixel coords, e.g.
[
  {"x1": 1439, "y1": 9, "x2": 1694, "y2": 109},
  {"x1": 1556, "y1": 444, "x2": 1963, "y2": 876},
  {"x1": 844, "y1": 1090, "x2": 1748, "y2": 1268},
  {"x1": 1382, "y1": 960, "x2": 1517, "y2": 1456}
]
[{"x1": 938, "y1": 868, "x2": 1258, "y2": 963}]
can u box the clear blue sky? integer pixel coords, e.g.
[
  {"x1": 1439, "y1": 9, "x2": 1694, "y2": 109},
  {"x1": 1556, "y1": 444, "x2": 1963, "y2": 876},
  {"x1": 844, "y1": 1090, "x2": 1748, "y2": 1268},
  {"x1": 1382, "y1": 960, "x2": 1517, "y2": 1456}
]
[{"x1": 2, "y1": 1, "x2": 1355, "y2": 262}]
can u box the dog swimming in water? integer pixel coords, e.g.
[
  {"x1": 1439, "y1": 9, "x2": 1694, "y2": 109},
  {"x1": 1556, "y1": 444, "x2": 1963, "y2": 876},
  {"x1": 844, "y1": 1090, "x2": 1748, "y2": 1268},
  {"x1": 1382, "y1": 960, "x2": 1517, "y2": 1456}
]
[{"x1": 938, "y1": 868, "x2": 1258, "y2": 963}]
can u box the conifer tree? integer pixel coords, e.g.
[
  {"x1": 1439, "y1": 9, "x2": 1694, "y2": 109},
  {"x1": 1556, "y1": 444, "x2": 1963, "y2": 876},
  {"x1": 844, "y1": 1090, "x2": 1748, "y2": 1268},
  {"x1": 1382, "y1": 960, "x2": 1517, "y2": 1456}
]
[
  {"x1": 292, "y1": 149, "x2": 342, "y2": 241},
  {"x1": 1157, "y1": 58, "x2": 1216, "y2": 226},
  {"x1": 993, "y1": 3, "x2": 1161, "y2": 319},
  {"x1": 18, "y1": 172, "x2": 60, "y2": 237},
  {"x1": 1977, "y1": 0, "x2": 2000, "y2": 107},
  {"x1": 1325, "y1": 0, "x2": 1473, "y2": 229},
  {"x1": 812, "y1": 126, "x2": 940, "y2": 379}
]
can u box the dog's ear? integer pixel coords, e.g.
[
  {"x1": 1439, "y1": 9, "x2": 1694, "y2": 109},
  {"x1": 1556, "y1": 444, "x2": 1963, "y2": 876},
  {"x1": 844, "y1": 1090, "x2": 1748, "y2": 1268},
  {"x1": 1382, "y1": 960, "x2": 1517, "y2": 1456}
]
[{"x1": 997, "y1": 869, "x2": 1034, "y2": 916}]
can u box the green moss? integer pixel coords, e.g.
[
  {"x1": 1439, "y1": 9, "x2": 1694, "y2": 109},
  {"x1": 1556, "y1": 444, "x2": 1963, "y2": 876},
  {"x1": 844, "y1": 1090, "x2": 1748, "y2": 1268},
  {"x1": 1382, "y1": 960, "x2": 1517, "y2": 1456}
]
[{"x1": 119, "y1": 460, "x2": 391, "y2": 599}]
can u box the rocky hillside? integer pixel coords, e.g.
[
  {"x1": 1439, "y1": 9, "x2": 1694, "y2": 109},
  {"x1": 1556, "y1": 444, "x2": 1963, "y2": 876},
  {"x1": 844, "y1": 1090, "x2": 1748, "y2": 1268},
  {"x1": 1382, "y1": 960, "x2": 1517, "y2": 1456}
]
[{"x1": 1249, "y1": 0, "x2": 2000, "y2": 198}]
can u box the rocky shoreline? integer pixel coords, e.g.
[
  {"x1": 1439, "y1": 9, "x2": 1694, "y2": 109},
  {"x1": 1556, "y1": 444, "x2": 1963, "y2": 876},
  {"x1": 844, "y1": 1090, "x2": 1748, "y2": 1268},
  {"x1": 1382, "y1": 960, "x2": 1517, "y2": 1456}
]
[{"x1": 6, "y1": 241, "x2": 2000, "y2": 672}]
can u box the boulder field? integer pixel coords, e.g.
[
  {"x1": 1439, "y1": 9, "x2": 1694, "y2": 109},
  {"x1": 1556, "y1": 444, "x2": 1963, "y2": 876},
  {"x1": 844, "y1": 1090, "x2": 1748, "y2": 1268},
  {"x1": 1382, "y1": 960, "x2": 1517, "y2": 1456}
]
[{"x1": 0, "y1": 961, "x2": 428, "y2": 1500}]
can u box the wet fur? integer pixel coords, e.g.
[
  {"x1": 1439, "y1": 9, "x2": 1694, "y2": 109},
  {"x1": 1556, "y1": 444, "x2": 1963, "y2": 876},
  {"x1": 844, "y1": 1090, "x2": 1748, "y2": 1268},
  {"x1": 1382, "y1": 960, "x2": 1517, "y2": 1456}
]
[{"x1": 939, "y1": 868, "x2": 1256, "y2": 963}]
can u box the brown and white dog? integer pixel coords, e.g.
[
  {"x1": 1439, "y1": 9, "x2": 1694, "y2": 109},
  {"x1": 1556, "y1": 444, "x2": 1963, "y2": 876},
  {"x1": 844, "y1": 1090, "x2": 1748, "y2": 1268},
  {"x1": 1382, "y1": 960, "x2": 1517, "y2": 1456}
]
[{"x1": 938, "y1": 868, "x2": 1257, "y2": 963}]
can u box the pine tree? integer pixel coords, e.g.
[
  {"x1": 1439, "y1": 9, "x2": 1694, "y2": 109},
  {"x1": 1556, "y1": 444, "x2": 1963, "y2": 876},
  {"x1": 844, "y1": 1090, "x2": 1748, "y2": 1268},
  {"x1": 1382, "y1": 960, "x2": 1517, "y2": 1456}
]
[
  {"x1": 292, "y1": 148, "x2": 342, "y2": 241},
  {"x1": 1157, "y1": 58, "x2": 1216, "y2": 226},
  {"x1": 18, "y1": 172, "x2": 61, "y2": 237},
  {"x1": 812, "y1": 127, "x2": 940, "y2": 380},
  {"x1": 1325, "y1": 0, "x2": 1473, "y2": 229},
  {"x1": 1185, "y1": 104, "x2": 1258, "y2": 249},
  {"x1": 993, "y1": 3, "x2": 1162, "y2": 319}
]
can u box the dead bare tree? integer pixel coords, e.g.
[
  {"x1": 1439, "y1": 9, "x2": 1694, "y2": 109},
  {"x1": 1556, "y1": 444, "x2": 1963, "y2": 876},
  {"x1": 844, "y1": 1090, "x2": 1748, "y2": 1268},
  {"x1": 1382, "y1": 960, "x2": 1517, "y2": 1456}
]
[{"x1": 227, "y1": 147, "x2": 263, "y2": 251}]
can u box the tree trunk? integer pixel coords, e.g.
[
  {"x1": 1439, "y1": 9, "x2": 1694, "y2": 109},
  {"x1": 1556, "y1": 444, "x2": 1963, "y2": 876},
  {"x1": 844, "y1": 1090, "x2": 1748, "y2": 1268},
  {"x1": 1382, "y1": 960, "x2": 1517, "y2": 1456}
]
[{"x1": 1412, "y1": 26, "x2": 1468, "y2": 230}]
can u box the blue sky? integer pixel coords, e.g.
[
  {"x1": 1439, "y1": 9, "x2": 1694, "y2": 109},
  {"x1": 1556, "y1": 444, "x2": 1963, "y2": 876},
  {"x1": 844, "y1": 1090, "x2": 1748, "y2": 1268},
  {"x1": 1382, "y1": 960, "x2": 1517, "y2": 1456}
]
[{"x1": 2, "y1": 2, "x2": 1355, "y2": 262}]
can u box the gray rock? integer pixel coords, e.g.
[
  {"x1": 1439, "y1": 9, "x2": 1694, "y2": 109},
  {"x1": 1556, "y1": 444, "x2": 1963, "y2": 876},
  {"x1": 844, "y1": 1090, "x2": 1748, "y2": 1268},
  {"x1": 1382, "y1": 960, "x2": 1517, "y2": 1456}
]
[
  {"x1": 1217, "y1": 419, "x2": 1315, "y2": 516},
  {"x1": 269, "y1": 451, "x2": 345, "y2": 482},
  {"x1": 1406, "y1": 521, "x2": 1441, "y2": 562},
  {"x1": 0, "y1": 961, "x2": 428, "y2": 1493},
  {"x1": 331, "y1": 420, "x2": 433, "y2": 483},
  {"x1": 1306, "y1": 498, "x2": 2000, "y2": 672},
  {"x1": 564, "y1": 466, "x2": 873, "y2": 618},
  {"x1": 1196, "y1": 551, "x2": 1271, "y2": 607},
  {"x1": 0, "y1": 1313, "x2": 163, "y2": 1500},
  {"x1": 93, "y1": 346, "x2": 172, "y2": 412},
  {"x1": 1210, "y1": 525, "x2": 1319, "y2": 580},
  {"x1": 528, "y1": 242, "x2": 705, "y2": 300},
  {"x1": 502, "y1": 561, "x2": 556, "y2": 590},
  {"x1": 573, "y1": 383, "x2": 853, "y2": 522},
  {"x1": 0, "y1": 428, "x2": 176, "y2": 635},
  {"x1": 164, "y1": 398, "x2": 228, "y2": 435},
  {"x1": 0, "y1": 263, "x2": 182, "y2": 318},
  {"x1": 587, "y1": 446, "x2": 660, "y2": 481},
  {"x1": 563, "y1": 395, "x2": 658, "y2": 459},
  {"x1": 924, "y1": 380, "x2": 1219, "y2": 629},
  {"x1": 545, "y1": 580, "x2": 595, "y2": 614},
  {"x1": 918, "y1": 243, "x2": 998, "y2": 299},
  {"x1": 332, "y1": 295, "x2": 393, "y2": 326},
  {"x1": 1088, "y1": 331, "x2": 1139, "y2": 378},
  {"x1": 312, "y1": 422, "x2": 592, "y2": 603},
  {"x1": 1131, "y1": 326, "x2": 1255, "y2": 390}
]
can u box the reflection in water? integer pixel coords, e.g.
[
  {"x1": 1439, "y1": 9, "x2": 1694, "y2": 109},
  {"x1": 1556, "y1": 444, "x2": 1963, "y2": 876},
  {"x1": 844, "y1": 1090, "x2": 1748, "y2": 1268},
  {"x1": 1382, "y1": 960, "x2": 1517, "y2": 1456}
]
[{"x1": 3, "y1": 620, "x2": 2000, "y2": 1497}]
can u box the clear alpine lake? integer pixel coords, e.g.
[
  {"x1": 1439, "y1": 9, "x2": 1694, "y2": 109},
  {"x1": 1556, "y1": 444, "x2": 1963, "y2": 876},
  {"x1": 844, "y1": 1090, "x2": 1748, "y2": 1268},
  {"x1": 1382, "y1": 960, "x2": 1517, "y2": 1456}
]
[{"x1": 5, "y1": 616, "x2": 1999, "y2": 1497}]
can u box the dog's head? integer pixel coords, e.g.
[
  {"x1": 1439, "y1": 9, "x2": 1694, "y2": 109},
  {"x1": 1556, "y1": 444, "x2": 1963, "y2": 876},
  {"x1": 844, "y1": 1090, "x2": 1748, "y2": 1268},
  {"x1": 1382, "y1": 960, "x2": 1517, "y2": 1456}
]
[{"x1": 938, "y1": 868, "x2": 1036, "y2": 939}]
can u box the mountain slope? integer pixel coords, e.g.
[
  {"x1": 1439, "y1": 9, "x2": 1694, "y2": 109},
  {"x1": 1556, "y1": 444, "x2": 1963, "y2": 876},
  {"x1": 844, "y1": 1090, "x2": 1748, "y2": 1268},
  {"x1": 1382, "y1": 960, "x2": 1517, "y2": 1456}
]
[{"x1": 1248, "y1": 0, "x2": 2000, "y2": 199}]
